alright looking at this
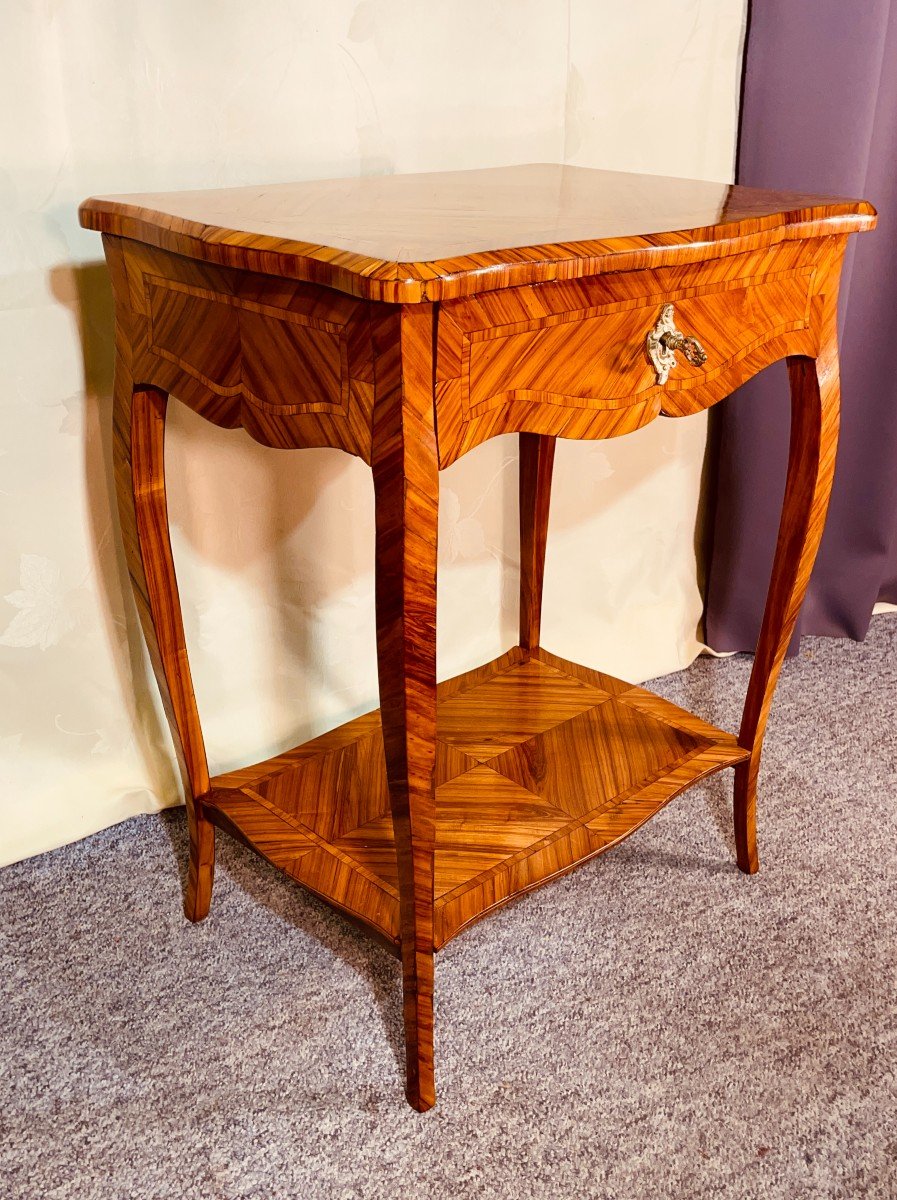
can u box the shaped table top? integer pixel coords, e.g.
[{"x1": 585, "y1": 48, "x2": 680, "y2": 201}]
[{"x1": 80, "y1": 162, "x2": 875, "y2": 302}]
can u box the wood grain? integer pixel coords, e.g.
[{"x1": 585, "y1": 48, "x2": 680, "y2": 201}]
[
  {"x1": 109, "y1": 258, "x2": 214, "y2": 921},
  {"x1": 80, "y1": 163, "x2": 875, "y2": 303},
  {"x1": 203, "y1": 647, "x2": 748, "y2": 950},
  {"x1": 732, "y1": 243, "x2": 845, "y2": 874},
  {"x1": 370, "y1": 302, "x2": 440, "y2": 1111},
  {"x1": 86, "y1": 165, "x2": 874, "y2": 1110},
  {"x1": 104, "y1": 233, "x2": 850, "y2": 471},
  {"x1": 519, "y1": 433, "x2": 555, "y2": 651},
  {"x1": 433, "y1": 239, "x2": 827, "y2": 464},
  {"x1": 111, "y1": 239, "x2": 377, "y2": 459}
]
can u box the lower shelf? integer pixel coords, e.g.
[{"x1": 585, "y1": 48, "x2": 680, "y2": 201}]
[{"x1": 204, "y1": 646, "x2": 748, "y2": 949}]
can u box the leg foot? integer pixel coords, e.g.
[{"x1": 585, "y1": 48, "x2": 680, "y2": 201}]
[
  {"x1": 184, "y1": 805, "x2": 216, "y2": 921},
  {"x1": 733, "y1": 760, "x2": 759, "y2": 874},
  {"x1": 403, "y1": 949, "x2": 436, "y2": 1111}
]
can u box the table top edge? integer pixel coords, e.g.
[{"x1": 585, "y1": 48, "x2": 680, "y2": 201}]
[{"x1": 79, "y1": 166, "x2": 877, "y2": 303}]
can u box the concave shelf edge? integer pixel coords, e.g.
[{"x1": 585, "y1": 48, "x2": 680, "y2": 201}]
[{"x1": 203, "y1": 645, "x2": 749, "y2": 950}]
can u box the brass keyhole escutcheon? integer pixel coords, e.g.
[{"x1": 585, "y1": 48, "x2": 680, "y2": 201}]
[{"x1": 646, "y1": 303, "x2": 708, "y2": 385}]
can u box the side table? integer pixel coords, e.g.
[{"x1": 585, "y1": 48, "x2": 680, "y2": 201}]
[{"x1": 79, "y1": 164, "x2": 875, "y2": 1110}]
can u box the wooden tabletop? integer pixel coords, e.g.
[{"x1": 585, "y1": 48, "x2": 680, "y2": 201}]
[{"x1": 80, "y1": 163, "x2": 875, "y2": 302}]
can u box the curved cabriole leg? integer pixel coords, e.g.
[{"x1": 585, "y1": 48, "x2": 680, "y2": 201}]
[
  {"x1": 519, "y1": 433, "x2": 556, "y2": 651},
  {"x1": 112, "y1": 356, "x2": 214, "y2": 919},
  {"x1": 371, "y1": 304, "x2": 439, "y2": 1112},
  {"x1": 734, "y1": 346, "x2": 841, "y2": 873}
]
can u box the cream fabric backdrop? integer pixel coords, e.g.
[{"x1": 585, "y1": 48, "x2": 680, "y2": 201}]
[{"x1": 0, "y1": 0, "x2": 747, "y2": 865}]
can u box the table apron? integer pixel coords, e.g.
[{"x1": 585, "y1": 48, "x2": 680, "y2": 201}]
[{"x1": 107, "y1": 233, "x2": 845, "y2": 469}]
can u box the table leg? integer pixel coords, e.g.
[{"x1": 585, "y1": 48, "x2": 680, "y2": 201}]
[
  {"x1": 113, "y1": 353, "x2": 214, "y2": 920},
  {"x1": 372, "y1": 305, "x2": 439, "y2": 1111},
  {"x1": 519, "y1": 433, "x2": 556, "y2": 651},
  {"x1": 735, "y1": 344, "x2": 841, "y2": 873}
]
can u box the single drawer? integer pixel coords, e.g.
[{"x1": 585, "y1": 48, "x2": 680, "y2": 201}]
[
  {"x1": 435, "y1": 241, "x2": 822, "y2": 464},
  {"x1": 443, "y1": 268, "x2": 813, "y2": 417}
]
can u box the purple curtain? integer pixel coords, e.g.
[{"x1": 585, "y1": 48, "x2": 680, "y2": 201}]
[{"x1": 705, "y1": 0, "x2": 897, "y2": 651}]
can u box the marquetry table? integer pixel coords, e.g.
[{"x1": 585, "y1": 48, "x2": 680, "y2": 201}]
[{"x1": 80, "y1": 164, "x2": 875, "y2": 1110}]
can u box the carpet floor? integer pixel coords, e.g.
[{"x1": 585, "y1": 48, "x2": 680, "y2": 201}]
[{"x1": 2, "y1": 619, "x2": 896, "y2": 1200}]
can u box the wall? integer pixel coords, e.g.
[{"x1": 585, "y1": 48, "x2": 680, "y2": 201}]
[{"x1": 0, "y1": 0, "x2": 747, "y2": 864}]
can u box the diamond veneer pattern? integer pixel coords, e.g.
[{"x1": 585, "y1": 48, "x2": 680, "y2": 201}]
[
  {"x1": 208, "y1": 650, "x2": 743, "y2": 947},
  {"x1": 486, "y1": 697, "x2": 705, "y2": 821},
  {"x1": 256, "y1": 725, "x2": 390, "y2": 843},
  {"x1": 254, "y1": 659, "x2": 708, "y2": 896},
  {"x1": 335, "y1": 765, "x2": 571, "y2": 899},
  {"x1": 436, "y1": 658, "x2": 610, "y2": 762}
]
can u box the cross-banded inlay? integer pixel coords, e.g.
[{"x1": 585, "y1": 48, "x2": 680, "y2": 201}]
[{"x1": 206, "y1": 648, "x2": 747, "y2": 948}]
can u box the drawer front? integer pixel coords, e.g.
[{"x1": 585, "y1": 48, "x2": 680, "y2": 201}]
[{"x1": 435, "y1": 242, "x2": 826, "y2": 465}]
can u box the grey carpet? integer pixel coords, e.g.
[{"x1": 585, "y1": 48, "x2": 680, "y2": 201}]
[{"x1": 2, "y1": 619, "x2": 896, "y2": 1200}]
